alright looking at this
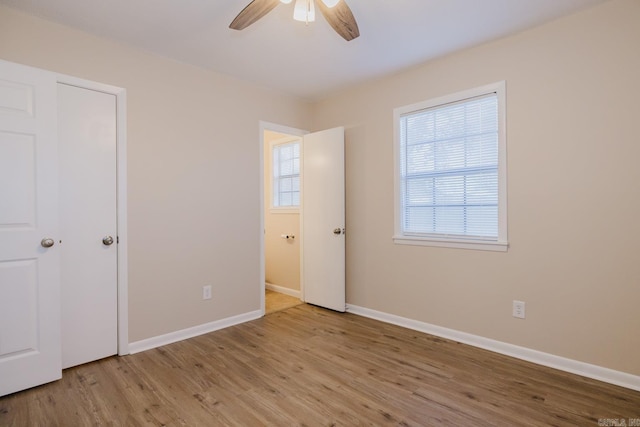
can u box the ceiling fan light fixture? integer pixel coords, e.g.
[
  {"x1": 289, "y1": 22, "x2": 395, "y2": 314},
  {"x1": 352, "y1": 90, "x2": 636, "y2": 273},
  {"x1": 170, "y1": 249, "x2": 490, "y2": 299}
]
[
  {"x1": 293, "y1": 0, "x2": 315, "y2": 23},
  {"x1": 230, "y1": 0, "x2": 359, "y2": 41},
  {"x1": 321, "y1": 0, "x2": 341, "y2": 8}
]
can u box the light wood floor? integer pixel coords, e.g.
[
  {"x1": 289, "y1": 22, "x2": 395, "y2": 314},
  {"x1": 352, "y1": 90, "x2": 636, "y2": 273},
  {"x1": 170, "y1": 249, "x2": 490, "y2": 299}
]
[
  {"x1": 1, "y1": 304, "x2": 638, "y2": 426},
  {"x1": 265, "y1": 289, "x2": 302, "y2": 314}
]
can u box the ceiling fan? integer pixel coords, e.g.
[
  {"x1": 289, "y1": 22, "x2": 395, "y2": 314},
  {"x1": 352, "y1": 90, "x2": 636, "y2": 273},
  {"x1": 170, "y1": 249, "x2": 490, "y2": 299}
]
[{"x1": 230, "y1": 0, "x2": 360, "y2": 41}]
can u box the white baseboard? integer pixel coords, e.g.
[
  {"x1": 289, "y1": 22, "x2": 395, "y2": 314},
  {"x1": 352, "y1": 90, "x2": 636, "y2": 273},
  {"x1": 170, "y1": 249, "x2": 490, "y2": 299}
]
[
  {"x1": 265, "y1": 282, "x2": 301, "y2": 299},
  {"x1": 346, "y1": 304, "x2": 640, "y2": 392},
  {"x1": 128, "y1": 309, "x2": 263, "y2": 354}
]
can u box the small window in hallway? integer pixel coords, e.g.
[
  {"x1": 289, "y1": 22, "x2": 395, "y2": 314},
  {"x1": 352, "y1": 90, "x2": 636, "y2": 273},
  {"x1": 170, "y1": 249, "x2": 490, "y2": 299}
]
[{"x1": 272, "y1": 140, "x2": 300, "y2": 208}]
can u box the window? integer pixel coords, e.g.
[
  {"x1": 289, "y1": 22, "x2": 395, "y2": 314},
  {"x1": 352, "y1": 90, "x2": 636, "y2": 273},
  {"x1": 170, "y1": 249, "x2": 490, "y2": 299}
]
[
  {"x1": 272, "y1": 139, "x2": 300, "y2": 209},
  {"x1": 394, "y1": 82, "x2": 508, "y2": 251}
]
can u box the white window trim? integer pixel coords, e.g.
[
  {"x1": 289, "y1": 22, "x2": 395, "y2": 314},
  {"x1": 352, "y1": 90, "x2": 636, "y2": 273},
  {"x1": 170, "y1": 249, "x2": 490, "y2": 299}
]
[
  {"x1": 269, "y1": 136, "x2": 301, "y2": 214},
  {"x1": 393, "y1": 81, "x2": 508, "y2": 252}
]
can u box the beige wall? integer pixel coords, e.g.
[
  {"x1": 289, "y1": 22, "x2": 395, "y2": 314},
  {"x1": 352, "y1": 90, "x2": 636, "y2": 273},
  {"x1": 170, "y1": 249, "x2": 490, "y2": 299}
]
[
  {"x1": 263, "y1": 132, "x2": 301, "y2": 291},
  {"x1": 312, "y1": 0, "x2": 640, "y2": 376},
  {"x1": 0, "y1": 5, "x2": 312, "y2": 342}
]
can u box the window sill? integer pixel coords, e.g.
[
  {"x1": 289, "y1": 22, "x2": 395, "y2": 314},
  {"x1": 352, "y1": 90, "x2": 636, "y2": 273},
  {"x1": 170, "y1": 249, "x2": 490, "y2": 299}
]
[
  {"x1": 393, "y1": 235, "x2": 508, "y2": 252},
  {"x1": 270, "y1": 208, "x2": 300, "y2": 214}
]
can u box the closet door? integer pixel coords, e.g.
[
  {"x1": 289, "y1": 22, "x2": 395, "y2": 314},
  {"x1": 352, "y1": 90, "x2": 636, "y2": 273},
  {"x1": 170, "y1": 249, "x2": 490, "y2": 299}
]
[
  {"x1": 58, "y1": 83, "x2": 118, "y2": 369},
  {"x1": 0, "y1": 60, "x2": 62, "y2": 396}
]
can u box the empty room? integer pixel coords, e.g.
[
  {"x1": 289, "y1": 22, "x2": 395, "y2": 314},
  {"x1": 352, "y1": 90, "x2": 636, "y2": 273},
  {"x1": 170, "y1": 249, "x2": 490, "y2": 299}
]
[{"x1": 0, "y1": 0, "x2": 639, "y2": 425}]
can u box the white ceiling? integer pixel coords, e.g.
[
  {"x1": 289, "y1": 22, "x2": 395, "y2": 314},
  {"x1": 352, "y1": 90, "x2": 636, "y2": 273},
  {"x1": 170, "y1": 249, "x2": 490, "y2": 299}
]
[{"x1": 0, "y1": 0, "x2": 606, "y2": 100}]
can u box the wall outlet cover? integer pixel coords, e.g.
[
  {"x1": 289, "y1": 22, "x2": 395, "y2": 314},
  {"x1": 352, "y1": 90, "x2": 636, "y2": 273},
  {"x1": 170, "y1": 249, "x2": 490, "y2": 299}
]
[{"x1": 513, "y1": 300, "x2": 525, "y2": 319}]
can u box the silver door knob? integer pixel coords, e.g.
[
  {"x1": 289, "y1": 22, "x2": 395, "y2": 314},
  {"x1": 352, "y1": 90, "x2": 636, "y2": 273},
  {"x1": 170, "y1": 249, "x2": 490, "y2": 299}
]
[
  {"x1": 102, "y1": 236, "x2": 114, "y2": 246},
  {"x1": 41, "y1": 238, "x2": 55, "y2": 248},
  {"x1": 333, "y1": 228, "x2": 344, "y2": 235}
]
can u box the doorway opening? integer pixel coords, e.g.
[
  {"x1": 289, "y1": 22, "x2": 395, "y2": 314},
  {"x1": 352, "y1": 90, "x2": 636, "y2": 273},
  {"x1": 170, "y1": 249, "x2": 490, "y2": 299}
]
[
  {"x1": 259, "y1": 122, "x2": 346, "y2": 315},
  {"x1": 260, "y1": 122, "x2": 306, "y2": 315}
]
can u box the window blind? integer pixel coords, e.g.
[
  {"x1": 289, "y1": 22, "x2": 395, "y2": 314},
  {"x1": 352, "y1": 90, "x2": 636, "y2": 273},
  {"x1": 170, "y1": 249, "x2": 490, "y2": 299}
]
[{"x1": 399, "y1": 93, "x2": 499, "y2": 239}]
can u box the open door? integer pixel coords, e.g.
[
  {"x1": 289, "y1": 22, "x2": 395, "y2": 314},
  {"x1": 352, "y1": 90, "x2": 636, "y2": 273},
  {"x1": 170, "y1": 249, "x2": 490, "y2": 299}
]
[
  {"x1": 0, "y1": 60, "x2": 62, "y2": 396},
  {"x1": 302, "y1": 127, "x2": 345, "y2": 312}
]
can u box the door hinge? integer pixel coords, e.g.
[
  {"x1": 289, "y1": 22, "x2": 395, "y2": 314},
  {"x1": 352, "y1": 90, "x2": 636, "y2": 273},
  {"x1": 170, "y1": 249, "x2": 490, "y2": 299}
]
[{"x1": 116, "y1": 236, "x2": 119, "y2": 244}]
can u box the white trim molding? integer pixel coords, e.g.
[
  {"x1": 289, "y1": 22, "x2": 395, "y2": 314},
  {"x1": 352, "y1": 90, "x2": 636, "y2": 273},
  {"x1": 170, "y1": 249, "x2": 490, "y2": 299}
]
[
  {"x1": 393, "y1": 235, "x2": 508, "y2": 252},
  {"x1": 128, "y1": 310, "x2": 263, "y2": 354},
  {"x1": 265, "y1": 282, "x2": 301, "y2": 299},
  {"x1": 346, "y1": 304, "x2": 640, "y2": 392}
]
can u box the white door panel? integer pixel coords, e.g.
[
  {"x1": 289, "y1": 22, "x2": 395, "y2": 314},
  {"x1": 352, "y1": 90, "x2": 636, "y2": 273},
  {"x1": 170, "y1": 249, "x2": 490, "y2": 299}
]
[
  {"x1": 0, "y1": 60, "x2": 61, "y2": 396},
  {"x1": 302, "y1": 127, "x2": 345, "y2": 312},
  {"x1": 58, "y1": 83, "x2": 118, "y2": 369}
]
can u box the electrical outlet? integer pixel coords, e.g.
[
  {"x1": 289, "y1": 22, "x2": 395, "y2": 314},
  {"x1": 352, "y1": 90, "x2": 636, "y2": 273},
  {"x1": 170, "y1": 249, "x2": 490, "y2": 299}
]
[
  {"x1": 513, "y1": 300, "x2": 525, "y2": 319},
  {"x1": 203, "y1": 285, "x2": 212, "y2": 300}
]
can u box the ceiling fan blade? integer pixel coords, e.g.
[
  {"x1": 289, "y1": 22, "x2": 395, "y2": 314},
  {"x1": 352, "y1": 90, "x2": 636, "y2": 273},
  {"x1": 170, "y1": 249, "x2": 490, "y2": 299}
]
[
  {"x1": 230, "y1": 0, "x2": 281, "y2": 31},
  {"x1": 316, "y1": 0, "x2": 360, "y2": 41}
]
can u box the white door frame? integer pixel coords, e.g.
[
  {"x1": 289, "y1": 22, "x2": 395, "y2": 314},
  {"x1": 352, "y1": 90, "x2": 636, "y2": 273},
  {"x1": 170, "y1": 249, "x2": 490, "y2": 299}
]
[
  {"x1": 58, "y1": 74, "x2": 129, "y2": 355},
  {"x1": 259, "y1": 121, "x2": 306, "y2": 316}
]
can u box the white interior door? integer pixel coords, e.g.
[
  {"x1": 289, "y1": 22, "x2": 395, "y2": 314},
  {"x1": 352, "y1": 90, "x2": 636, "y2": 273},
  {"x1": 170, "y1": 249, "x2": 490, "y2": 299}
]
[
  {"x1": 302, "y1": 127, "x2": 345, "y2": 312},
  {"x1": 0, "y1": 60, "x2": 62, "y2": 396},
  {"x1": 58, "y1": 83, "x2": 118, "y2": 369}
]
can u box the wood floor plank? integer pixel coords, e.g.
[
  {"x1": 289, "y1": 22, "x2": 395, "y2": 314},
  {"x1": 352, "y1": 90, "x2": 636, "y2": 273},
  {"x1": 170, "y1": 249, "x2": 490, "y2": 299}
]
[{"x1": 1, "y1": 303, "x2": 639, "y2": 426}]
